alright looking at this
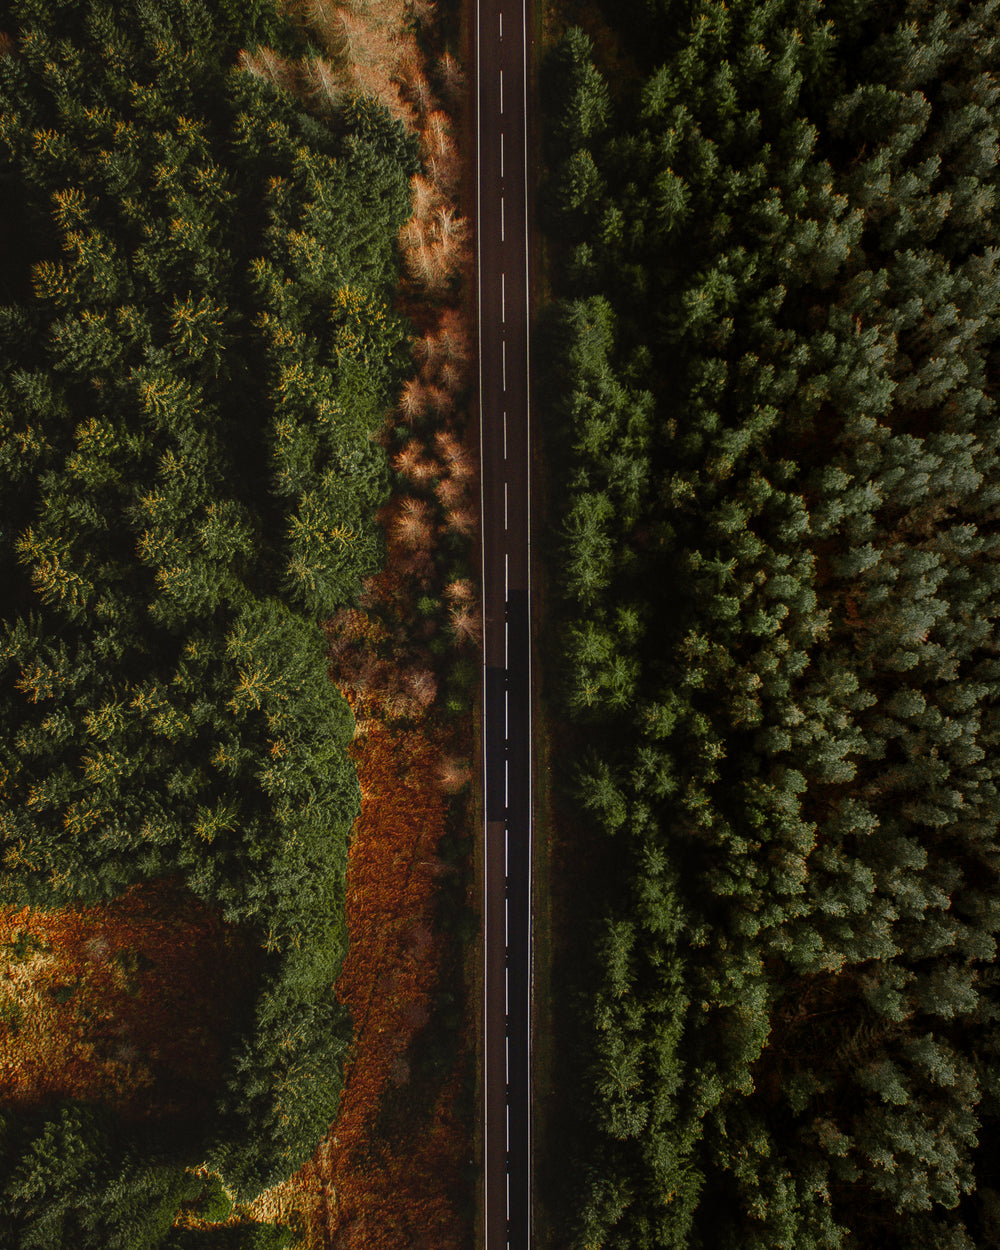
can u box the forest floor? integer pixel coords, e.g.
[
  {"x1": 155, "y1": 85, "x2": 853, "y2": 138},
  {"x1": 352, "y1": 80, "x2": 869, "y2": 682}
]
[{"x1": 0, "y1": 882, "x2": 256, "y2": 1121}]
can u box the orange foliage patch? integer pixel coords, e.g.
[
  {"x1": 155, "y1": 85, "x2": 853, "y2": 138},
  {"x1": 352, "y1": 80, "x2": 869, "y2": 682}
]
[
  {"x1": 322, "y1": 722, "x2": 467, "y2": 1247},
  {"x1": 0, "y1": 881, "x2": 252, "y2": 1120}
]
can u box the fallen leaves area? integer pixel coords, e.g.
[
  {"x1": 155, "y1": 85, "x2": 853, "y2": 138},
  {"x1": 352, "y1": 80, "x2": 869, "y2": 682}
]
[{"x1": 0, "y1": 881, "x2": 253, "y2": 1121}]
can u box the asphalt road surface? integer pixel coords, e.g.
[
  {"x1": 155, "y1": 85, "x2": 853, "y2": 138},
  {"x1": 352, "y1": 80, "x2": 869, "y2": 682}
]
[{"x1": 475, "y1": 0, "x2": 533, "y2": 1246}]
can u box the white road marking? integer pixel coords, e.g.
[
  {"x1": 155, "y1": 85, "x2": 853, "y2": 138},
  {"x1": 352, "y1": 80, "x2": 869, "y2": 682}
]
[
  {"x1": 504, "y1": 480, "x2": 508, "y2": 529},
  {"x1": 477, "y1": 2, "x2": 533, "y2": 1245},
  {"x1": 501, "y1": 272, "x2": 505, "y2": 322},
  {"x1": 520, "y1": 1, "x2": 535, "y2": 1240},
  {"x1": 502, "y1": 339, "x2": 506, "y2": 391},
  {"x1": 504, "y1": 551, "x2": 508, "y2": 595}
]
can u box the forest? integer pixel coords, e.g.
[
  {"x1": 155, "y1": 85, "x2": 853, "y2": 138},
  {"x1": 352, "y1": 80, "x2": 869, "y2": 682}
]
[
  {"x1": 0, "y1": 0, "x2": 418, "y2": 1243},
  {"x1": 539, "y1": 0, "x2": 1000, "y2": 1247}
]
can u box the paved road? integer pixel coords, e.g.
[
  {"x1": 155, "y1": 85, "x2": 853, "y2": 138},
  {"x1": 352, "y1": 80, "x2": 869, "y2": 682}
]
[{"x1": 475, "y1": 0, "x2": 533, "y2": 1246}]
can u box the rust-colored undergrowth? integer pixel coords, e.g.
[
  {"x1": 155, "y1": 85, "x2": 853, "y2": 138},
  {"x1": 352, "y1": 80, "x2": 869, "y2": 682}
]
[
  {"x1": 0, "y1": 881, "x2": 251, "y2": 1120},
  {"x1": 321, "y1": 719, "x2": 468, "y2": 1248}
]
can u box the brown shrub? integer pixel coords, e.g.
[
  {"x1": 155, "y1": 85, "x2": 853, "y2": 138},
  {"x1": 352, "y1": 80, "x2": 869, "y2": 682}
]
[
  {"x1": 443, "y1": 577, "x2": 475, "y2": 604},
  {"x1": 434, "y1": 474, "x2": 467, "y2": 511},
  {"x1": 391, "y1": 497, "x2": 433, "y2": 549},
  {"x1": 448, "y1": 601, "x2": 481, "y2": 641},
  {"x1": 397, "y1": 377, "x2": 429, "y2": 422},
  {"x1": 239, "y1": 46, "x2": 296, "y2": 90},
  {"x1": 437, "y1": 50, "x2": 465, "y2": 105},
  {"x1": 437, "y1": 757, "x2": 471, "y2": 793},
  {"x1": 392, "y1": 439, "x2": 436, "y2": 485}
]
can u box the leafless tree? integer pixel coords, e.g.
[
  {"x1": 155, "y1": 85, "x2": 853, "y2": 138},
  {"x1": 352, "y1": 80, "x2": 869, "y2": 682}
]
[
  {"x1": 444, "y1": 577, "x2": 475, "y2": 604},
  {"x1": 438, "y1": 756, "x2": 471, "y2": 793},
  {"x1": 405, "y1": 667, "x2": 438, "y2": 709},
  {"x1": 410, "y1": 173, "x2": 440, "y2": 221},
  {"x1": 302, "y1": 55, "x2": 343, "y2": 111},
  {"x1": 392, "y1": 497, "x2": 433, "y2": 549},
  {"x1": 435, "y1": 474, "x2": 467, "y2": 511},
  {"x1": 397, "y1": 377, "x2": 429, "y2": 422},
  {"x1": 449, "y1": 602, "x2": 481, "y2": 642},
  {"x1": 239, "y1": 47, "x2": 295, "y2": 91},
  {"x1": 437, "y1": 50, "x2": 465, "y2": 106},
  {"x1": 445, "y1": 501, "x2": 477, "y2": 537}
]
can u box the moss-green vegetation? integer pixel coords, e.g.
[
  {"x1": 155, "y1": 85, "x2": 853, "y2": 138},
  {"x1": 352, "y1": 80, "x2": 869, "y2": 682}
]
[
  {"x1": 0, "y1": 0, "x2": 416, "y2": 1241},
  {"x1": 540, "y1": 2, "x2": 1000, "y2": 1246}
]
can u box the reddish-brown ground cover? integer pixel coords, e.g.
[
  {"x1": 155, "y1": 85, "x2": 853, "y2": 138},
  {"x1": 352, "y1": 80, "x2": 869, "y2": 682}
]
[
  {"x1": 315, "y1": 720, "x2": 469, "y2": 1248},
  {"x1": 0, "y1": 881, "x2": 252, "y2": 1120}
]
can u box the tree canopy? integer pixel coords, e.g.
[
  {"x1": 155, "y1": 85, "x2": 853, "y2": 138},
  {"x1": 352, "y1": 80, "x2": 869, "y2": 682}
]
[
  {"x1": 0, "y1": 0, "x2": 416, "y2": 1233},
  {"x1": 540, "y1": 2, "x2": 1000, "y2": 1245}
]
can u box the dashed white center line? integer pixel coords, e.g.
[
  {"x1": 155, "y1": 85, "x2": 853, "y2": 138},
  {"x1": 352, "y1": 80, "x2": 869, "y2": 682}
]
[{"x1": 480, "y1": 2, "x2": 533, "y2": 1244}]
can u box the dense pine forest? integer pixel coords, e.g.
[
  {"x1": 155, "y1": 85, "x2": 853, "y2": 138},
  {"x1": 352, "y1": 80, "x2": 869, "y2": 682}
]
[
  {"x1": 540, "y1": 0, "x2": 1000, "y2": 1246},
  {"x1": 0, "y1": 0, "x2": 416, "y2": 1243}
]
